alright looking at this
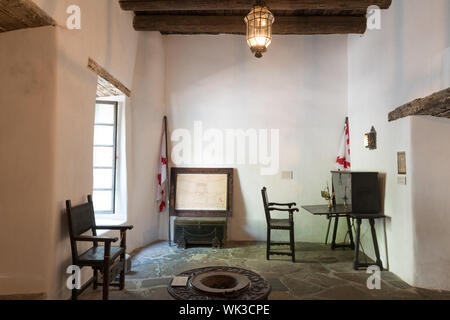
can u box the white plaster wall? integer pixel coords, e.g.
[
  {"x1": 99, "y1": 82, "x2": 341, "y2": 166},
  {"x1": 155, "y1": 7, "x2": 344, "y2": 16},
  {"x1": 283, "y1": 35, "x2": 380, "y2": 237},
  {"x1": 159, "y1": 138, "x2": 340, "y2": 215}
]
[
  {"x1": 348, "y1": 0, "x2": 450, "y2": 289},
  {"x1": 410, "y1": 116, "x2": 450, "y2": 290},
  {"x1": 165, "y1": 34, "x2": 349, "y2": 242},
  {"x1": 127, "y1": 32, "x2": 167, "y2": 248},
  {"x1": 0, "y1": 26, "x2": 57, "y2": 296},
  {"x1": 33, "y1": 0, "x2": 138, "y2": 89}
]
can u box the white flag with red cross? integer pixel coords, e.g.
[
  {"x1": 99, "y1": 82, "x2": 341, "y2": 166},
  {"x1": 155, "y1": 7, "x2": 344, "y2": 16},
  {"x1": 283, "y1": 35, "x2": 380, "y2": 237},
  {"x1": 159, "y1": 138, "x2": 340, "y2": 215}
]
[
  {"x1": 336, "y1": 117, "x2": 351, "y2": 170},
  {"x1": 157, "y1": 122, "x2": 168, "y2": 212}
]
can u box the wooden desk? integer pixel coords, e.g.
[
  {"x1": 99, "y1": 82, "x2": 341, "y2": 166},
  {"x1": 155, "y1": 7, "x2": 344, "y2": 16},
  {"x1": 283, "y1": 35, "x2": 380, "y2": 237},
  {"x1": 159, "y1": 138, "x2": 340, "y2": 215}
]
[
  {"x1": 302, "y1": 205, "x2": 355, "y2": 251},
  {"x1": 302, "y1": 205, "x2": 386, "y2": 270},
  {"x1": 350, "y1": 213, "x2": 385, "y2": 270},
  {"x1": 302, "y1": 204, "x2": 351, "y2": 216}
]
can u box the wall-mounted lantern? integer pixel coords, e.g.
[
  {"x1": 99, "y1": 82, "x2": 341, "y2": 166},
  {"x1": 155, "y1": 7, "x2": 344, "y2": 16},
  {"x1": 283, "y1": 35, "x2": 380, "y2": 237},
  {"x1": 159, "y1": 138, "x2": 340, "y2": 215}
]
[{"x1": 364, "y1": 126, "x2": 377, "y2": 150}]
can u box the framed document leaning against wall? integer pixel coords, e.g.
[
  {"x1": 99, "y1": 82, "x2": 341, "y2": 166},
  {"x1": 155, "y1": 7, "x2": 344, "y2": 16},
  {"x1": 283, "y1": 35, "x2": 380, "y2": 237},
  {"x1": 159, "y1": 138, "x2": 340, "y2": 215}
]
[{"x1": 169, "y1": 168, "x2": 234, "y2": 217}]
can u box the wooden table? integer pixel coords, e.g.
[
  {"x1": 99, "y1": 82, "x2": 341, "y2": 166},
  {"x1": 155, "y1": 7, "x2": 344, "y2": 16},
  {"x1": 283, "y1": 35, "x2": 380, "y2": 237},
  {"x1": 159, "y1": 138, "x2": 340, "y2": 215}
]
[
  {"x1": 349, "y1": 213, "x2": 385, "y2": 270},
  {"x1": 302, "y1": 205, "x2": 355, "y2": 250},
  {"x1": 302, "y1": 205, "x2": 386, "y2": 270}
]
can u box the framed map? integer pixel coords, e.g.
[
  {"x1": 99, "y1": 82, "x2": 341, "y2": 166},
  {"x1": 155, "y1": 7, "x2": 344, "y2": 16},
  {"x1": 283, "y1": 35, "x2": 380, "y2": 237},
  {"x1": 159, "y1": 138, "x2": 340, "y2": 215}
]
[{"x1": 170, "y1": 168, "x2": 233, "y2": 217}]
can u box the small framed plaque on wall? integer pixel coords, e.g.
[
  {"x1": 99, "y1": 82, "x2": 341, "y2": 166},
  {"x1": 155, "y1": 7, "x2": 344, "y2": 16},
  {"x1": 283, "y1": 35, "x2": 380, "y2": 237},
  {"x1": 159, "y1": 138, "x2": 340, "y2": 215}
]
[{"x1": 397, "y1": 152, "x2": 406, "y2": 175}]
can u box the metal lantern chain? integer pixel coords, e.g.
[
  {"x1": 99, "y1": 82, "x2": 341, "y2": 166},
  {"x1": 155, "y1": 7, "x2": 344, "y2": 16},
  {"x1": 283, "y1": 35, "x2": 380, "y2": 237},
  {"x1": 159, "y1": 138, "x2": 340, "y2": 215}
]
[{"x1": 244, "y1": 0, "x2": 275, "y2": 58}]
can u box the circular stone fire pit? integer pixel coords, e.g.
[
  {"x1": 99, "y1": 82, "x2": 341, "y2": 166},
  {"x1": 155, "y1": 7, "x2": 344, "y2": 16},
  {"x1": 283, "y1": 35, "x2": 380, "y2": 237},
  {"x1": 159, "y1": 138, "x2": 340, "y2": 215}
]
[{"x1": 168, "y1": 266, "x2": 271, "y2": 300}]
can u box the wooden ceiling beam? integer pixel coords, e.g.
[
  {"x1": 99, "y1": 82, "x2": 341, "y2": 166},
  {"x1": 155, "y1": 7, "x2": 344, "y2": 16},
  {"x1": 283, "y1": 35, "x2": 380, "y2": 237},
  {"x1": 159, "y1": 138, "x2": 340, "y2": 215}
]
[
  {"x1": 88, "y1": 58, "x2": 131, "y2": 97},
  {"x1": 388, "y1": 87, "x2": 450, "y2": 122},
  {"x1": 0, "y1": 0, "x2": 55, "y2": 33},
  {"x1": 133, "y1": 15, "x2": 366, "y2": 34},
  {"x1": 120, "y1": 0, "x2": 392, "y2": 11}
]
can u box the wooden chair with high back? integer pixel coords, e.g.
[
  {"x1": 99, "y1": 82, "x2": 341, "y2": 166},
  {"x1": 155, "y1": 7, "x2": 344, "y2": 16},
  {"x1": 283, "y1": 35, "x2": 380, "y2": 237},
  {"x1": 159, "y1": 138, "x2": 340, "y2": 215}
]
[
  {"x1": 261, "y1": 187, "x2": 299, "y2": 262},
  {"x1": 66, "y1": 195, "x2": 133, "y2": 300}
]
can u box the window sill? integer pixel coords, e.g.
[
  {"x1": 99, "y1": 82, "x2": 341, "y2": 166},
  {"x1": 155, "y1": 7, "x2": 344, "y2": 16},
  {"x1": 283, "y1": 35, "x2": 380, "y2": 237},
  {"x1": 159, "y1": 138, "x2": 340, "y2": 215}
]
[{"x1": 95, "y1": 217, "x2": 128, "y2": 236}]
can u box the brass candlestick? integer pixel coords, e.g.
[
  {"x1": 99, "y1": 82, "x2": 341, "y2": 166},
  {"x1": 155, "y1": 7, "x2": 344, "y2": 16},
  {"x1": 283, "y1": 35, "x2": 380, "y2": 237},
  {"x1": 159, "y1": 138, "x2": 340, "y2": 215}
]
[
  {"x1": 321, "y1": 182, "x2": 335, "y2": 210},
  {"x1": 343, "y1": 186, "x2": 348, "y2": 210}
]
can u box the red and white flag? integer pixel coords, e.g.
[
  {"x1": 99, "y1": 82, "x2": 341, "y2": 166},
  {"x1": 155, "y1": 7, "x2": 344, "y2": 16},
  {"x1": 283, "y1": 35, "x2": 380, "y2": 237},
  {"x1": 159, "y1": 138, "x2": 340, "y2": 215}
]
[
  {"x1": 157, "y1": 120, "x2": 168, "y2": 212},
  {"x1": 336, "y1": 117, "x2": 351, "y2": 170}
]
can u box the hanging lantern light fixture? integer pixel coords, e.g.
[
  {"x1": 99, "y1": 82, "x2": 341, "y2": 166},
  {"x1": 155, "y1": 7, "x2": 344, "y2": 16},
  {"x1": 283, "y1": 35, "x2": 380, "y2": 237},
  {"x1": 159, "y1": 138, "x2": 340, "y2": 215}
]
[{"x1": 244, "y1": 1, "x2": 275, "y2": 58}]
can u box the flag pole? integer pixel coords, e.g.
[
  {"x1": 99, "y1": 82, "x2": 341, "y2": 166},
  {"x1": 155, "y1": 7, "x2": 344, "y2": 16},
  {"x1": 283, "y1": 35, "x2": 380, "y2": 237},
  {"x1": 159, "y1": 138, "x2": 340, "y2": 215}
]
[{"x1": 164, "y1": 116, "x2": 171, "y2": 246}]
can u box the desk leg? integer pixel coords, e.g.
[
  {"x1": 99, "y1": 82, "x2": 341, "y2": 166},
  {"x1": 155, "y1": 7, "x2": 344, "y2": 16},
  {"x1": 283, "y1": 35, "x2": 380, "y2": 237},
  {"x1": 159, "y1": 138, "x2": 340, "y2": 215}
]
[
  {"x1": 346, "y1": 216, "x2": 355, "y2": 250},
  {"x1": 353, "y1": 218, "x2": 362, "y2": 270},
  {"x1": 369, "y1": 218, "x2": 383, "y2": 270},
  {"x1": 325, "y1": 217, "x2": 332, "y2": 245},
  {"x1": 331, "y1": 216, "x2": 339, "y2": 250}
]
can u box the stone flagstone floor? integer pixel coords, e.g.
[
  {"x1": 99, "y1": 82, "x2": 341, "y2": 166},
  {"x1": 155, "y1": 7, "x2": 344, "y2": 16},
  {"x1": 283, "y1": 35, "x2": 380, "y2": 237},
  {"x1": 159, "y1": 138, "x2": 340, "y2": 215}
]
[{"x1": 80, "y1": 241, "x2": 450, "y2": 300}]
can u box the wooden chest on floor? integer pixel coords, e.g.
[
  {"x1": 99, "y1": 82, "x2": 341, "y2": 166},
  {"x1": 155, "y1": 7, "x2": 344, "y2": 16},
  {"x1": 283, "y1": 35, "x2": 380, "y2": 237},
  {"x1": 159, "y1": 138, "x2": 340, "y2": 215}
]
[{"x1": 174, "y1": 218, "x2": 227, "y2": 249}]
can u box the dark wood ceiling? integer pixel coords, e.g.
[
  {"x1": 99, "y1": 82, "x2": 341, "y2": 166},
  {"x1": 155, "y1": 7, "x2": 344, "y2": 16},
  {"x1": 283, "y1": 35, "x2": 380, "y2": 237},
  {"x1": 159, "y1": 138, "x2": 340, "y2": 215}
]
[
  {"x1": 119, "y1": 0, "x2": 392, "y2": 35},
  {"x1": 0, "y1": 0, "x2": 55, "y2": 33}
]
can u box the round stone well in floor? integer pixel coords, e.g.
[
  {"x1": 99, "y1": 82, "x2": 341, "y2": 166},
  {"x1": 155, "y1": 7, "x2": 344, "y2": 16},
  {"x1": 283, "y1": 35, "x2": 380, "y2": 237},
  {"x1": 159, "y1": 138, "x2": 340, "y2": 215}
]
[{"x1": 168, "y1": 266, "x2": 271, "y2": 300}]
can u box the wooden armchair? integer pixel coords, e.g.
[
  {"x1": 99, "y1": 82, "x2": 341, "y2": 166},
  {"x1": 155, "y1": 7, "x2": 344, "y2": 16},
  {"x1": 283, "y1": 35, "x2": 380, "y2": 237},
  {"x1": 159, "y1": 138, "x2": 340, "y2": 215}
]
[
  {"x1": 261, "y1": 187, "x2": 299, "y2": 262},
  {"x1": 66, "y1": 195, "x2": 133, "y2": 300}
]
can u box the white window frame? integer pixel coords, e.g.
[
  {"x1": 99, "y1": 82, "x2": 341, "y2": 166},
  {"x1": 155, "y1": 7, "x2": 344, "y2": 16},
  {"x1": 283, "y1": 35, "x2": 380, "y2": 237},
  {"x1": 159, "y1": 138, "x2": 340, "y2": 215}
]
[{"x1": 93, "y1": 100, "x2": 119, "y2": 214}]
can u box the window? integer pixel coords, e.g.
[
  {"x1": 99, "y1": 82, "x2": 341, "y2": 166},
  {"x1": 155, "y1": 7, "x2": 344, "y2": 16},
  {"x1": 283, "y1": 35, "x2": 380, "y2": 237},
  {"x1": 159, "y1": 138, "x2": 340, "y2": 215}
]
[{"x1": 93, "y1": 101, "x2": 118, "y2": 214}]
